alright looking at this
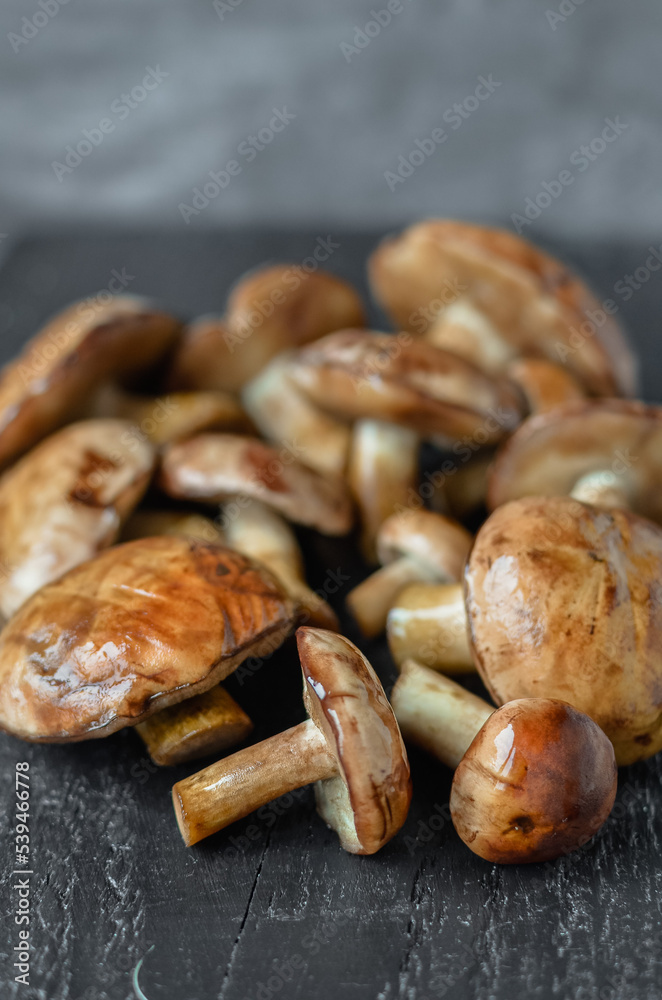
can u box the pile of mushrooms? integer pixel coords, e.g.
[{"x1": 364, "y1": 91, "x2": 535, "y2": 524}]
[{"x1": 0, "y1": 219, "x2": 657, "y2": 869}]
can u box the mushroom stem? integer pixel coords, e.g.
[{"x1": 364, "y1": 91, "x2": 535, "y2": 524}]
[
  {"x1": 387, "y1": 582, "x2": 474, "y2": 673},
  {"x1": 391, "y1": 660, "x2": 493, "y2": 768},
  {"x1": 346, "y1": 556, "x2": 439, "y2": 639},
  {"x1": 570, "y1": 470, "x2": 631, "y2": 509},
  {"x1": 172, "y1": 718, "x2": 337, "y2": 846},
  {"x1": 135, "y1": 685, "x2": 253, "y2": 766}
]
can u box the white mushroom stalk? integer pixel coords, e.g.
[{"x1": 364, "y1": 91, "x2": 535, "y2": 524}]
[{"x1": 387, "y1": 582, "x2": 474, "y2": 673}]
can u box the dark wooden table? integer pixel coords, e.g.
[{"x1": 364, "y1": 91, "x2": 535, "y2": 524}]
[{"x1": 1, "y1": 230, "x2": 661, "y2": 1000}]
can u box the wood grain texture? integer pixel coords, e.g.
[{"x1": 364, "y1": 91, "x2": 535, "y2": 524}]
[{"x1": 1, "y1": 232, "x2": 661, "y2": 1000}]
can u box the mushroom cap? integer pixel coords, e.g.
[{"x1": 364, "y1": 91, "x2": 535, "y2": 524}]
[
  {"x1": 288, "y1": 329, "x2": 523, "y2": 442},
  {"x1": 297, "y1": 627, "x2": 412, "y2": 854},
  {"x1": 465, "y1": 496, "x2": 662, "y2": 764},
  {"x1": 0, "y1": 537, "x2": 296, "y2": 742},
  {"x1": 0, "y1": 296, "x2": 181, "y2": 471},
  {"x1": 450, "y1": 698, "x2": 617, "y2": 864},
  {"x1": 376, "y1": 509, "x2": 472, "y2": 580},
  {"x1": 487, "y1": 399, "x2": 662, "y2": 524},
  {"x1": 159, "y1": 433, "x2": 353, "y2": 535},
  {"x1": 368, "y1": 220, "x2": 636, "y2": 397},
  {"x1": 506, "y1": 358, "x2": 585, "y2": 415},
  {"x1": 0, "y1": 419, "x2": 155, "y2": 619}
]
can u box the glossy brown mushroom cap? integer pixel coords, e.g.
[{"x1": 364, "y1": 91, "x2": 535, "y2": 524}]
[
  {"x1": 488, "y1": 399, "x2": 662, "y2": 522},
  {"x1": 0, "y1": 296, "x2": 181, "y2": 471},
  {"x1": 0, "y1": 537, "x2": 296, "y2": 743},
  {"x1": 0, "y1": 419, "x2": 155, "y2": 618},
  {"x1": 465, "y1": 496, "x2": 662, "y2": 764},
  {"x1": 287, "y1": 329, "x2": 523, "y2": 442},
  {"x1": 377, "y1": 509, "x2": 472, "y2": 579},
  {"x1": 368, "y1": 220, "x2": 636, "y2": 397},
  {"x1": 160, "y1": 433, "x2": 353, "y2": 535},
  {"x1": 451, "y1": 698, "x2": 617, "y2": 864},
  {"x1": 297, "y1": 627, "x2": 412, "y2": 854}
]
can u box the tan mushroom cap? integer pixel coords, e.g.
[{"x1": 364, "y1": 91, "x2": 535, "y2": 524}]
[
  {"x1": 377, "y1": 509, "x2": 472, "y2": 580},
  {"x1": 166, "y1": 267, "x2": 365, "y2": 394},
  {"x1": 160, "y1": 433, "x2": 353, "y2": 535},
  {"x1": 0, "y1": 537, "x2": 296, "y2": 743},
  {"x1": 0, "y1": 296, "x2": 182, "y2": 471},
  {"x1": 487, "y1": 399, "x2": 662, "y2": 524},
  {"x1": 0, "y1": 419, "x2": 155, "y2": 619},
  {"x1": 506, "y1": 358, "x2": 585, "y2": 415},
  {"x1": 451, "y1": 698, "x2": 617, "y2": 864},
  {"x1": 288, "y1": 329, "x2": 523, "y2": 443},
  {"x1": 465, "y1": 496, "x2": 662, "y2": 764},
  {"x1": 297, "y1": 627, "x2": 412, "y2": 854},
  {"x1": 368, "y1": 220, "x2": 636, "y2": 397}
]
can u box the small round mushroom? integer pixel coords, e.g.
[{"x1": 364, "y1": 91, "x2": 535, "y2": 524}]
[
  {"x1": 0, "y1": 536, "x2": 296, "y2": 743},
  {"x1": 0, "y1": 296, "x2": 181, "y2": 471},
  {"x1": 172, "y1": 627, "x2": 412, "y2": 854},
  {"x1": 347, "y1": 509, "x2": 472, "y2": 639},
  {"x1": 346, "y1": 420, "x2": 420, "y2": 563},
  {"x1": 0, "y1": 419, "x2": 155, "y2": 619},
  {"x1": 488, "y1": 399, "x2": 662, "y2": 519},
  {"x1": 391, "y1": 661, "x2": 617, "y2": 864},
  {"x1": 221, "y1": 499, "x2": 339, "y2": 630},
  {"x1": 159, "y1": 432, "x2": 353, "y2": 535},
  {"x1": 368, "y1": 220, "x2": 637, "y2": 397},
  {"x1": 166, "y1": 266, "x2": 365, "y2": 394},
  {"x1": 286, "y1": 330, "x2": 524, "y2": 444},
  {"x1": 242, "y1": 353, "x2": 351, "y2": 477}
]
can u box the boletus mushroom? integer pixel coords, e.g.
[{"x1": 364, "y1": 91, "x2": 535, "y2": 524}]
[
  {"x1": 347, "y1": 509, "x2": 472, "y2": 639},
  {"x1": 391, "y1": 661, "x2": 617, "y2": 864},
  {"x1": 368, "y1": 220, "x2": 636, "y2": 397},
  {"x1": 286, "y1": 329, "x2": 523, "y2": 445},
  {"x1": 166, "y1": 266, "x2": 365, "y2": 394},
  {"x1": 0, "y1": 419, "x2": 155, "y2": 619},
  {"x1": 159, "y1": 433, "x2": 353, "y2": 535},
  {"x1": 172, "y1": 627, "x2": 412, "y2": 854},
  {"x1": 390, "y1": 496, "x2": 662, "y2": 764},
  {"x1": 488, "y1": 399, "x2": 662, "y2": 520},
  {"x1": 0, "y1": 536, "x2": 296, "y2": 743},
  {"x1": 0, "y1": 296, "x2": 181, "y2": 471}
]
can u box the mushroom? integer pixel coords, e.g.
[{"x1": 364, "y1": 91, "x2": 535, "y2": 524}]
[
  {"x1": 287, "y1": 330, "x2": 523, "y2": 444},
  {"x1": 222, "y1": 499, "x2": 338, "y2": 630},
  {"x1": 346, "y1": 420, "x2": 420, "y2": 563},
  {"x1": 0, "y1": 536, "x2": 296, "y2": 743},
  {"x1": 121, "y1": 510, "x2": 223, "y2": 545},
  {"x1": 391, "y1": 661, "x2": 617, "y2": 863},
  {"x1": 242, "y1": 353, "x2": 351, "y2": 477},
  {"x1": 0, "y1": 419, "x2": 155, "y2": 619},
  {"x1": 159, "y1": 433, "x2": 353, "y2": 535},
  {"x1": 390, "y1": 496, "x2": 662, "y2": 764},
  {"x1": 368, "y1": 220, "x2": 637, "y2": 397},
  {"x1": 172, "y1": 627, "x2": 412, "y2": 854},
  {"x1": 347, "y1": 509, "x2": 472, "y2": 639},
  {"x1": 387, "y1": 582, "x2": 474, "y2": 674},
  {"x1": 505, "y1": 358, "x2": 585, "y2": 415},
  {"x1": 0, "y1": 296, "x2": 181, "y2": 471},
  {"x1": 166, "y1": 266, "x2": 365, "y2": 394},
  {"x1": 488, "y1": 399, "x2": 662, "y2": 519}
]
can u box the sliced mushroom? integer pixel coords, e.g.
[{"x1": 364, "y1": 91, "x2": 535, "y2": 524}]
[
  {"x1": 368, "y1": 220, "x2": 637, "y2": 397},
  {"x1": 0, "y1": 536, "x2": 296, "y2": 743},
  {"x1": 391, "y1": 661, "x2": 617, "y2": 863},
  {"x1": 160, "y1": 433, "x2": 353, "y2": 535},
  {"x1": 287, "y1": 330, "x2": 523, "y2": 444},
  {"x1": 488, "y1": 399, "x2": 662, "y2": 518},
  {"x1": 242, "y1": 353, "x2": 351, "y2": 477},
  {"x1": 347, "y1": 509, "x2": 472, "y2": 638},
  {"x1": 222, "y1": 499, "x2": 339, "y2": 630},
  {"x1": 172, "y1": 627, "x2": 412, "y2": 854},
  {"x1": 347, "y1": 420, "x2": 420, "y2": 562},
  {"x1": 166, "y1": 267, "x2": 365, "y2": 394},
  {"x1": 0, "y1": 296, "x2": 181, "y2": 471},
  {"x1": 0, "y1": 419, "x2": 155, "y2": 619}
]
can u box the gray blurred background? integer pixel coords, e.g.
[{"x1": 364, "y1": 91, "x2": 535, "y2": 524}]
[{"x1": 0, "y1": 0, "x2": 660, "y2": 240}]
